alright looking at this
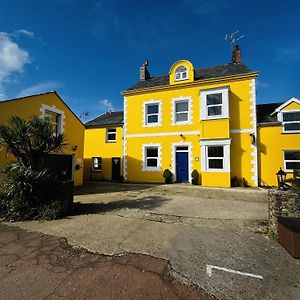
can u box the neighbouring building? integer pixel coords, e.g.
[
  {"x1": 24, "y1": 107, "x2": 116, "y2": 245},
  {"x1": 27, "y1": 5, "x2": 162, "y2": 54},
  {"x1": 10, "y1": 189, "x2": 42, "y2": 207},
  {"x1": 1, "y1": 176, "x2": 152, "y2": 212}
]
[
  {"x1": 84, "y1": 111, "x2": 123, "y2": 181},
  {"x1": 257, "y1": 97, "x2": 300, "y2": 186},
  {"x1": 121, "y1": 47, "x2": 259, "y2": 187},
  {"x1": 0, "y1": 92, "x2": 85, "y2": 186}
]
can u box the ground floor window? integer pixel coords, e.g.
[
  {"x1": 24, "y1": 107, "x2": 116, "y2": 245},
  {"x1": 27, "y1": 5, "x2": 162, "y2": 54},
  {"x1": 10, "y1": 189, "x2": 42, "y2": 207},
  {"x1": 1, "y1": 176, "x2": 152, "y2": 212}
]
[
  {"x1": 200, "y1": 139, "x2": 231, "y2": 172},
  {"x1": 284, "y1": 150, "x2": 300, "y2": 172},
  {"x1": 92, "y1": 157, "x2": 102, "y2": 171},
  {"x1": 142, "y1": 144, "x2": 161, "y2": 171}
]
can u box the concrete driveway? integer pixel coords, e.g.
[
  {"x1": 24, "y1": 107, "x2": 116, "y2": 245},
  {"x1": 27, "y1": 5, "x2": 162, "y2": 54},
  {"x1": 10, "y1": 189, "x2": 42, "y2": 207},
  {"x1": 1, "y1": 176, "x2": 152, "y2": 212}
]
[{"x1": 8, "y1": 182, "x2": 300, "y2": 300}]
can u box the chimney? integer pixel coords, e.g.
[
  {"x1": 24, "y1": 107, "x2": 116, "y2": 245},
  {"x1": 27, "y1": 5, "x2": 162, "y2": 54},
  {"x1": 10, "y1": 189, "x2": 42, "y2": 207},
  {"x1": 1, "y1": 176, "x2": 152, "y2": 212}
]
[
  {"x1": 140, "y1": 60, "x2": 150, "y2": 81},
  {"x1": 231, "y1": 45, "x2": 242, "y2": 64}
]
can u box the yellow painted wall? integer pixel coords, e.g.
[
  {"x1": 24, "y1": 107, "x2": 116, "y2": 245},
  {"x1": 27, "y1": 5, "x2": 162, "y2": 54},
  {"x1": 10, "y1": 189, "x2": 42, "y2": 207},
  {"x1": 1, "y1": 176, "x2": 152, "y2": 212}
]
[
  {"x1": 258, "y1": 124, "x2": 300, "y2": 186},
  {"x1": 0, "y1": 93, "x2": 85, "y2": 186},
  {"x1": 201, "y1": 172, "x2": 230, "y2": 187},
  {"x1": 83, "y1": 126, "x2": 123, "y2": 181},
  {"x1": 282, "y1": 102, "x2": 300, "y2": 111},
  {"x1": 124, "y1": 71, "x2": 257, "y2": 187}
]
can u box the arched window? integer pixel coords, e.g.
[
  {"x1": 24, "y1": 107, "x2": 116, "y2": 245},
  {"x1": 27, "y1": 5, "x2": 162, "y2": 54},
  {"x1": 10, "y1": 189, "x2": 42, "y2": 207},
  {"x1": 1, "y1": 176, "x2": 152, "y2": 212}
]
[{"x1": 175, "y1": 66, "x2": 188, "y2": 81}]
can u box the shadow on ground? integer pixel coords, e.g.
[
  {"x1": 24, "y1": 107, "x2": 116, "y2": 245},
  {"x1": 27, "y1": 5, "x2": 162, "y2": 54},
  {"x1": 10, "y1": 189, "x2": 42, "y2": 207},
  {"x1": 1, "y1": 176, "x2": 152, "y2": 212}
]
[
  {"x1": 75, "y1": 181, "x2": 160, "y2": 196},
  {"x1": 71, "y1": 196, "x2": 170, "y2": 216}
]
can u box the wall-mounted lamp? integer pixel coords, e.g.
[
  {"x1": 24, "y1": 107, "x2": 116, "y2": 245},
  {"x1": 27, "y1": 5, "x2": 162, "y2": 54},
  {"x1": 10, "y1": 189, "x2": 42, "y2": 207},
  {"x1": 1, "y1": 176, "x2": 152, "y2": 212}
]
[
  {"x1": 250, "y1": 133, "x2": 255, "y2": 145},
  {"x1": 72, "y1": 145, "x2": 78, "y2": 151}
]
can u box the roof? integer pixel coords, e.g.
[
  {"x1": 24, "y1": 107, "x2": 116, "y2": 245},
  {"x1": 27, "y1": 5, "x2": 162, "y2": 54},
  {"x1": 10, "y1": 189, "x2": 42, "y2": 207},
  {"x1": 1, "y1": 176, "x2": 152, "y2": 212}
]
[
  {"x1": 0, "y1": 91, "x2": 85, "y2": 127},
  {"x1": 85, "y1": 111, "x2": 124, "y2": 128},
  {"x1": 256, "y1": 102, "x2": 283, "y2": 123},
  {"x1": 125, "y1": 63, "x2": 255, "y2": 92}
]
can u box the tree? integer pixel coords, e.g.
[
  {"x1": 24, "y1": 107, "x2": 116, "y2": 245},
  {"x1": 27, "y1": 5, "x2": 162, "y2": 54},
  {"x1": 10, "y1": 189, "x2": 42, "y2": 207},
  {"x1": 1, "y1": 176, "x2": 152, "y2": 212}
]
[
  {"x1": 0, "y1": 115, "x2": 70, "y2": 221},
  {"x1": 0, "y1": 115, "x2": 66, "y2": 170}
]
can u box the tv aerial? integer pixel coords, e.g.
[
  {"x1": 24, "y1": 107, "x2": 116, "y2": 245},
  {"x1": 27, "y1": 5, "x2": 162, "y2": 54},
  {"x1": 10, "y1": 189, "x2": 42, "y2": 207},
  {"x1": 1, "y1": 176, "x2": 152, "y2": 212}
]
[{"x1": 225, "y1": 30, "x2": 244, "y2": 50}]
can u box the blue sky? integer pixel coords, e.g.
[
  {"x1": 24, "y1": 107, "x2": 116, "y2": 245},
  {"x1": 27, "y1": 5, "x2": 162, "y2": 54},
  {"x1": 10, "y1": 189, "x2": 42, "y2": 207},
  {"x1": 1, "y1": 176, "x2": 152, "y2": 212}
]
[{"x1": 0, "y1": 0, "x2": 299, "y2": 120}]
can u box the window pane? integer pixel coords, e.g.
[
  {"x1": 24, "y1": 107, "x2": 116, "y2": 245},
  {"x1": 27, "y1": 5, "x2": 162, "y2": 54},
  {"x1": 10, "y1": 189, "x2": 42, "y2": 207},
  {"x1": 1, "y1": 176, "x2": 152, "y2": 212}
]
[
  {"x1": 208, "y1": 105, "x2": 222, "y2": 116},
  {"x1": 107, "y1": 128, "x2": 116, "y2": 133},
  {"x1": 147, "y1": 115, "x2": 158, "y2": 123},
  {"x1": 147, "y1": 104, "x2": 158, "y2": 114},
  {"x1": 285, "y1": 151, "x2": 300, "y2": 160},
  {"x1": 283, "y1": 112, "x2": 300, "y2": 122},
  {"x1": 146, "y1": 148, "x2": 158, "y2": 157},
  {"x1": 182, "y1": 72, "x2": 187, "y2": 78},
  {"x1": 175, "y1": 66, "x2": 187, "y2": 72},
  {"x1": 286, "y1": 162, "x2": 300, "y2": 170},
  {"x1": 176, "y1": 146, "x2": 188, "y2": 151},
  {"x1": 208, "y1": 159, "x2": 223, "y2": 169},
  {"x1": 175, "y1": 101, "x2": 188, "y2": 112},
  {"x1": 107, "y1": 133, "x2": 116, "y2": 141},
  {"x1": 208, "y1": 146, "x2": 224, "y2": 157},
  {"x1": 175, "y1": 73, "x2": 180, "y2": 79},
  {"x1": 147, "y1": 158, "x2": 158, "y2": 167},
  {"x1": 176, "y1": 112, "x2": 188, "y2": 122},
  {"x1": 207, "y1": 93, "x2": 222, "y2": 105},
  {"x1": 284, "y1": 123, "x2": 300, "y2": 131}
]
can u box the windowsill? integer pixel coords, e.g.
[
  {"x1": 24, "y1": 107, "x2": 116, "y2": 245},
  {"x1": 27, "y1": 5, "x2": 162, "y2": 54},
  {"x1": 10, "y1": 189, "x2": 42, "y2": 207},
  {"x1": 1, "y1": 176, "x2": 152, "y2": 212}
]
[
  {"x1": 142, "y1": 167, "x2": 162, "y2": 172},
  {"x1": 92, "y1": 170, "x2": 102, "y2": 172},
  {"x1": 203, "y1": 169, "x2": 228, "y2": 173},
  {"x1": 282, "y1": 130, "x2": 300, "y2": 134},
  {"x1": 175, "y1": 78, "x2": 188, "y2": 82},
  {"x1": 106, "y1": 140, "x2": 116, "y2": 143},
  {"x1": 172, "y1": 121, "x2": 192, "y2": 126},
  {"x1": 143, "y1": 123, "x2": 161, "y2": 127},
  {"x1": 202, "y1": 115, "x2": 228, "y2": 121}
]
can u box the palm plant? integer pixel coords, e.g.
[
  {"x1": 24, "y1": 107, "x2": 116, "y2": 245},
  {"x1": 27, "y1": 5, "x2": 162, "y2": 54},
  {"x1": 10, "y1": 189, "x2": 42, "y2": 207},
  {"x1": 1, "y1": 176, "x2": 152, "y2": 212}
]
[
  {"x1": 0, "y1": 115, "x2": 69, "y2": 221},
  {"x1": 0, "y1": 115, "x2": 66, "y2": 170}
]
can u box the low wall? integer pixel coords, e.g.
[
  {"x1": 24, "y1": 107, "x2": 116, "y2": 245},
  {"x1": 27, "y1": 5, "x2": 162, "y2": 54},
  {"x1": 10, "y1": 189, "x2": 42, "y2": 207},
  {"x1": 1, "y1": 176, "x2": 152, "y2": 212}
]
[{"x1": 268, "y1": 189, "x2": 300, "y2": 234}]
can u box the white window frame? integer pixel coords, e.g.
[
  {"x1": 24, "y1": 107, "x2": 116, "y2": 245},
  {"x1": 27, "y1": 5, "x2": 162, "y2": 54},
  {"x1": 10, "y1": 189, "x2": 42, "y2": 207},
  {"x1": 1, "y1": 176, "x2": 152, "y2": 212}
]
[
  {"x1": 278, "y1": 110, "x2": 300, "y2": 134},
  {"x1": 142, "y1": 144, "x2": 162, "y2": 171},
  {"x1": 200, "y1": 87, "x2": 229, "y2": 120},
  {"x1": 92, "y1": 157, "x2": 102, "y2": 172},
  {"x1": 283, "y1": 150, "x2": 300, "y2": 172},
  {"x1": 143, "y1": 100, "x2": 162, "y2": 127},
  {"x1": 175, "y1": 66, "x2": 189, "y2": 81},
  {"x1": 172, "y1": 96, "x2": 192, "y2": 125},
  {"x1": 106, "y1": 128, "x2": 116, "y2": 142},
  {"x1": 200, "y1": 139, "x2": 231, "y2": 172},
  {"x1": 40, "y1": 104, "x2": 64, "y2": 134}
]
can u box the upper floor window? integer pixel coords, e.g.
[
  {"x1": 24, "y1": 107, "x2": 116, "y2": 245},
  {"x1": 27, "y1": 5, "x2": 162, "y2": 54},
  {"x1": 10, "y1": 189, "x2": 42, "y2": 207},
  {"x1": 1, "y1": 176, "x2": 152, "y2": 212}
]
[
  {"x1": 282, "y1": 111, "x2": 300, "y2": 133},
  {"x1": 41, "y1": 104, "x2": 64, "y2": 134},
  {"x1": 143, "y1": 100, "x2": 161, "y2": 127},
  {"x1": 175, "y1": 66, "x2": 188, "y2": 81},
  {"x1": 200, "y1": 87, "x2": 229, "y2": 120},
  {"x1": 284, "y1": 151, "x2": 300, "y2": 172},
  {"x1": 172, "y1": 97, "x2": 192, "y2": 125},
  {"x1": 45, "y1": 110, "x2": 62, "y2": 134},
  {"x1": 106, "y1": 128, "x2": 116, "y2": 142},
  {"x1": 175, "y1": 101, "x2": 189, "y2": 122}
]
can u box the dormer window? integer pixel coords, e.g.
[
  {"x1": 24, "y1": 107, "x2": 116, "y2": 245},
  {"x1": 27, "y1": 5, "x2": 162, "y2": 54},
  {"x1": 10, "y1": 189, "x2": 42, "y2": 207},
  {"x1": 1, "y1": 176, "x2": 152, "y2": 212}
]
[{"x1": 175, "y1": 66, "x2": 188, "y2": 81}]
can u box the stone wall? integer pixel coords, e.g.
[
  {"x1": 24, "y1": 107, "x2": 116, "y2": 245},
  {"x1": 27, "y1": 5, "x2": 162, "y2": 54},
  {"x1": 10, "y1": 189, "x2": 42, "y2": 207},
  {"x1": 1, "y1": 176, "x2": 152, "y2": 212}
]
[{"x1": 268, "y1": 189, "x2": 300, "y2": 234}]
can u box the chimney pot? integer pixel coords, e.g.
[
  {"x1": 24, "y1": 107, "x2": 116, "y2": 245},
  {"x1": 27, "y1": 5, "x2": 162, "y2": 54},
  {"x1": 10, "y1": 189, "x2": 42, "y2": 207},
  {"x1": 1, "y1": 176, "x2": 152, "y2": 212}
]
[
  {"x1": 140, "y1": 60, "x2": 150, "y2": 81},
  {"x1": 232, "y1": 45, "x2": 242, "y2": 64}
]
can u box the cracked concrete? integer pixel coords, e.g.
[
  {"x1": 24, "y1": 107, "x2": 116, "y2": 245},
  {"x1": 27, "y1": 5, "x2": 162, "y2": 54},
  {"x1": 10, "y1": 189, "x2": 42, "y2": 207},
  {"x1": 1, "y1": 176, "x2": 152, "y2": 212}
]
[
  {"x1": 5, "y1": 182, "x2": 300, "y2": 299},
  {"x1": 0, "y1": 225, "x2": 213, "y2": 300}
]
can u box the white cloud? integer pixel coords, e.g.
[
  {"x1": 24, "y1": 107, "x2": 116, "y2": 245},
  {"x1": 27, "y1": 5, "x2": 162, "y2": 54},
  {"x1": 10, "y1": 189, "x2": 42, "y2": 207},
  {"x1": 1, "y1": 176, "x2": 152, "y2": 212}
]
[
  {"x1": 0, "y1": 31, "x2": 31, "y2": 98},
  {"x1": 99, "y1": 99, "x2": 114, "y2": 111},
  {"x1": 11, "y1": 29, "x2": 35, "y2": 39},
  {"x1": 17, "y1": 81, "x2": 63, "y2": 97}
]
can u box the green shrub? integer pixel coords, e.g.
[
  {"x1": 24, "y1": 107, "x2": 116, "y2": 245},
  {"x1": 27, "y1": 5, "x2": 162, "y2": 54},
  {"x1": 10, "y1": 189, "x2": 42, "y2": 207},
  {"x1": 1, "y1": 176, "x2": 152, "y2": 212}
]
[
  {"x1": 0, "y1": 163, "x2": 72, "y2": 221},
  {"x1": 163, "y1": 169, "x2": 173, "y2": 184}
]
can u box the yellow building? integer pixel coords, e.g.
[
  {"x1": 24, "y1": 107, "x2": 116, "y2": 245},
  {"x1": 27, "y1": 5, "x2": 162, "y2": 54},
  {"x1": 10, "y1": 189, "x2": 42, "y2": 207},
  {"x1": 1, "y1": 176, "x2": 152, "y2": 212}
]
[
  {"x1": 83, "y1": 111, "x2": 123, "y2": 181},
  {"x1": 122, "y1": 48, "x2": 259, "y2": 187},
  {"x1": 258, "y1": 97, "x2": 300, "y2": 186},
  {"x1": 0, "y1": 92, "x2": 85, "y2": 186}
]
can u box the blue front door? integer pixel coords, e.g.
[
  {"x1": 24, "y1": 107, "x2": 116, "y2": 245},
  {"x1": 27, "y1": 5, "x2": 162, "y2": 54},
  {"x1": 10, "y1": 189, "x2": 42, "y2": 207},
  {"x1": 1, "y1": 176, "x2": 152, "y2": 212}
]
[{"x1": 176, "y1": 151, "x2": 189, "y2": 182}]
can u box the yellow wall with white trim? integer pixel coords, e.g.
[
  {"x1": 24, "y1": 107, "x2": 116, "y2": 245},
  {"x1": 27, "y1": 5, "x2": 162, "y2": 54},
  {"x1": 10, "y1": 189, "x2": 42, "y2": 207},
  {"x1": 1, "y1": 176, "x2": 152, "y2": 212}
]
[
  {"x1": 0, "y1": 93, "x2": 85, "y2": 186},
  {"x1": 83, "y1": 126, "x2": 123, "y2": 181},
  {"x1": 124, "y1": 61, "x2": 257, "y2": 187}
]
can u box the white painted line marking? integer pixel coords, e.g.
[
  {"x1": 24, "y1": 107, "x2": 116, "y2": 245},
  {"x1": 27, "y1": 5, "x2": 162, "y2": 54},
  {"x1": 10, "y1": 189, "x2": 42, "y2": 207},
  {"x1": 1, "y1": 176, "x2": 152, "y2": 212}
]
[{"x1": 206, "y1": 265, "x2": 263, "y2": 280}]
